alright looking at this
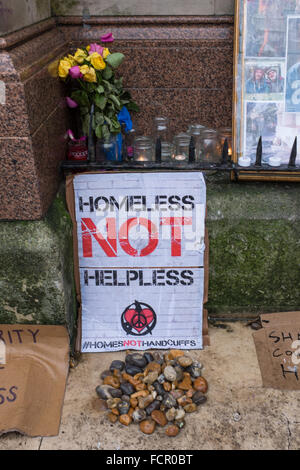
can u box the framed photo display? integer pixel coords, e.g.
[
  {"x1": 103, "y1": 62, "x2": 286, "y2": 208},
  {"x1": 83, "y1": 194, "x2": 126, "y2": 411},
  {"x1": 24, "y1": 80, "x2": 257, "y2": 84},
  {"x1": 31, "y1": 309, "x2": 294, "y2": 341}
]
[{"x1": 233, "y1": 0, "x2": 300, "y2": 181}]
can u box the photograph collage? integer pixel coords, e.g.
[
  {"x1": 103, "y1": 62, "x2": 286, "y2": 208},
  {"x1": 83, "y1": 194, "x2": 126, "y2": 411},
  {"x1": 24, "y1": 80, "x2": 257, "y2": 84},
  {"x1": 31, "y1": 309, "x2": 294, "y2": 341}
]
[{"x1": 242, "y1": 0, "x2": 300, "y2": 163}]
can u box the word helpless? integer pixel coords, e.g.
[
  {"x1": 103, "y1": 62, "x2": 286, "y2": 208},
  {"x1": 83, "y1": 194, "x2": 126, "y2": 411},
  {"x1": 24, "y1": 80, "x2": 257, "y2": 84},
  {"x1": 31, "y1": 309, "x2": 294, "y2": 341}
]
[{"x1": 83, "y1": 269, "x2": 195, "y2": 287}]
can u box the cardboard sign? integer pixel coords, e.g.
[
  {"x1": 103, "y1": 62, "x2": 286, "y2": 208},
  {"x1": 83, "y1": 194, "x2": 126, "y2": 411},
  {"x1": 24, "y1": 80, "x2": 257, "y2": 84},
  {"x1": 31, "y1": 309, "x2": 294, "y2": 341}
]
[
  {"x1": 253, "y1": 312, "x2": 300, "y2": 390},
  {"x1": 0, "y1": 325, "x2": 69, "y2": 437},
  {"x1": 67, "y1": 172, "x2": 207, "y2": 352}
]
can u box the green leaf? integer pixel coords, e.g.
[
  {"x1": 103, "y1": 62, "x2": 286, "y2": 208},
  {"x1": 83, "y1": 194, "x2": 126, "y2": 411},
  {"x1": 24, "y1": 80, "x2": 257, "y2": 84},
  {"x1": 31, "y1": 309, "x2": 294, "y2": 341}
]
[
  {"x1": 126, "y1": 101, "x2": 140, "y2": 113},
  {"x1": 96, "y1": 85, "x2": 105, "y2": 94},
  {"x1": 95, "y1": 124, "x2": 102, "y2": 139},
  {"x1": 105, "y1": 53, "x2": 125, "y2": 69},
  {"x1": 102, "y1": 80, "x2": 113, "y2": 91},
  {"x1": 81, "y1": 113, "x2": 90, "y2": 136},
  {"x1": 102, "y1": 66, "x2": 113, "y2": 80},
  {"x1": 95, "y1": 112, "x2": 104, "y2": 125},
  {"x1": 108, "y1": 94, "x2": 121, "y2": 109},
  {"x1": 102, "y1": 124, "x2": 110, "y2": 141},
  {"x1": 71, "y1": 90, "x2": 89, "y2": 107},
  {"x1": 94, "y1": 94, "x2": 107, "y2": 110}
]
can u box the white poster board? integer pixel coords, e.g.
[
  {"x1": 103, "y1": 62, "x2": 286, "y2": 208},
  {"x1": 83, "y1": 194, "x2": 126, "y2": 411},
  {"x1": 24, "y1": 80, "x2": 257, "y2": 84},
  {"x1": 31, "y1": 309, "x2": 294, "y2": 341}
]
[{"x1": 73, "y1": 172, "x2": 206, "y2": 352}]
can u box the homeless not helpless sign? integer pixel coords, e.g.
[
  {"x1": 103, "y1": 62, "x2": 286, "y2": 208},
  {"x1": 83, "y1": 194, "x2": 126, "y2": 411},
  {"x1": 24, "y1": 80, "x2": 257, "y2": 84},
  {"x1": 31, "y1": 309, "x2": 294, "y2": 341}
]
[{"x1": 67, "y1": 172, "x2": 207, "y2": 352}]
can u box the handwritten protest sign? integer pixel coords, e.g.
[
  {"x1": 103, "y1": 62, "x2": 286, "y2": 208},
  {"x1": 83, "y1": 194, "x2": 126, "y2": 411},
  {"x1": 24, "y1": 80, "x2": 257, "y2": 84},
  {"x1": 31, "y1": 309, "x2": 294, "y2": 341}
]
[
  {"x1": 0, "y1": 325, "x2": 69, "y2": 436},
  {"x1": 253, "y1": 312, "x2": 300, "y2": 390}
]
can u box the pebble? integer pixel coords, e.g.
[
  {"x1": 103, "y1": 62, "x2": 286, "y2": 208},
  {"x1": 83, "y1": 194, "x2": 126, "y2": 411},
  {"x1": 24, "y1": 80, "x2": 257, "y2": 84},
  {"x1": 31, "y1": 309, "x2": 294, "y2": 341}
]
[
  {"x1": 162, "y1": 393, "x2": 177, "y2": 409},
  {"x1": 163, "y1": 381, "x2": 172, "y2": 392},
  {"x1": 126, "y1": 353, "x2": 148, "y2": 369},
  {"x1": 119, "y1": 414, "x2": 132, "y2": 426},
  {"x1": 177, "y1": 356, "x2": 193, "y2": 368},
  {"x1": 120, "y1": 382, "x2": 135, "y2": 396},
  {"x1": 110, "y1": 360, "x2": 125, "y2": 372},
  {"x1": 145, "y1": 400, "x2": 161, "y2": 415},
  {"x1": 109, "y1": 387, "x2": 123, "y2": 399},
  {"x1": 170, "y1": 389, "x2": 184, "y2": 400},
  {"x1": 165, "y1": 407, "x2": 177, "y2": 421},
  {"x1": 192, "y1": 391, "x2": 207, "y2": 406},
  {"x1": 107, "y1": 412, "x2": 118, "y2": 423},
  {"x1": 151, "y1": 410, "x2": 168, "y2": 426},
  {"x1": 174, "y1": 365, "x2": 184, "y2": 382},
  {"x1": 100, "y1": 370, "x2": 112, "y2": 380},
  {"x1": 153, "y1": 381, "x2": 165, "y2": 396},
  {"x1": 177, "y1": 419, "x2": 185, "y2": 429},
  {"x1": 184, "y1": 403, "x2": 197, "y2": 413},
  {"x1": 132, "y1": 409, "x2": 147, "y2": 423},
  {"x1": 165, "y1": 424, "x2": 179, "y2": 437},
  {"x1": 138, "y1": 395, "x2": 154, "y2": 409},
  {"x1": 130, "y1": 397, "x2": 138, "y2": 408},
  {"x1": 157, "y1": 374, "x2": 165, "y2": 384},
  {"x1": 131, "y1": 390, "x2": 149, "y2": 399},
  {"x1": 140, "y1": 419, "x2": 156, "y2": 434},
  {"x1": 121, "y1": 394, "x2": 130, "y2": 403},
  {"x1": 96, "y1": 385, "x2": 112, "y2": 400},
  {"x1": 107, "y1": 398, "x2": 121, "y2": 409},
  {"x1": 163, "y1": 365, "x2": 177, "y2": 382},
  {"x1": 175, "y1": 408, "x2": 186, "y2": 421},
  {"x1": 117, "y1": 401, "x2": 131, "y2": 415},
  {"x1": 178, "y1": 373, "x2": 192, "y2": 390},
  {"x1": 103, "y1": 376, "x2": 120, "y2": 389},
  {"x1": 169, "y1": 349, "x2": 185, "y2": 360},
  {"x1": 125, "y1": 364, "x2": 143, "y2": 376},
  {"x1": 187, "y1": 361, "x2": 203, "y2": 378},
  {"x1": 144, "y1": 370, "x2": 159, "y2": 385},
  {"x1": 143, "y1": 352, "x2": 154, "y2": 363},
  {"x1": 152, "y1": 352, "x2": 164, "y2": 365},
  {"x1": 144, "y1": 362, "x2": 161, "y2": 375},
  {"x1": 177, "y1": 395, "x2": 192, "y2": 407},
  {"x1": 193, "y1": 377, "x2": 208, "y2": 393}
]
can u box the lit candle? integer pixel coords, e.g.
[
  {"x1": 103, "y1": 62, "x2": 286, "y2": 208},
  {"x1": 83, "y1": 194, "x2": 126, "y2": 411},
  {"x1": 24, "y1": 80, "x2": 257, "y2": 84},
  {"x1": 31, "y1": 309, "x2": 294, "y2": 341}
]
[
  {"x1": 136, "y1": 155, "x2": 149, "y2": 162},
  {"x1": 174, "y1": 154, "x2": 187, "y2": 161},
  {"x1": 238, "y1": 156, "x2": 251, "y2": 167}
]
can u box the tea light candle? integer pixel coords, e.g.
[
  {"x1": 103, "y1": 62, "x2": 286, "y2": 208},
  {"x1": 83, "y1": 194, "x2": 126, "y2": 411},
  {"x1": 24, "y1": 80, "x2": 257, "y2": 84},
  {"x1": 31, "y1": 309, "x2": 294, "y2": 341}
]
[
  {"x1": 268, "y1": 156, "x2": 281, "y2": 167},
  {"x1": 238, "y1": 156, "x2": 251, "y2": 167},
  {"x1": 174, "y1": 154, "x2": 187, "y2": 161},
  {"x1": 136, "y1": 155, "x2": 149, "y2": 162}
]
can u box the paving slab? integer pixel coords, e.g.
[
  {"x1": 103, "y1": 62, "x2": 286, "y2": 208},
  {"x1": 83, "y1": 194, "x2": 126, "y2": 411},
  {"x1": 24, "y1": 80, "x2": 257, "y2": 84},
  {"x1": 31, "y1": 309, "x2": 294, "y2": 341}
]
[{"x1": 0, "y1": 322, "x2": 299, "y2": 450}]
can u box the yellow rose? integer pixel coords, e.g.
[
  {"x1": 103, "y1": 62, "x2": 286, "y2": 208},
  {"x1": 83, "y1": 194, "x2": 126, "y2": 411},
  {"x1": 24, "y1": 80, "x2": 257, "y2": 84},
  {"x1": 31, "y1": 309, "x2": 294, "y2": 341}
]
[
  {"x1": 67, "y1": 54, "x2": 76, "y2": 66},
  {"x1": 74, "y1": 48, "x2": 88, "y2": 64},
  {"x1": 102, "y1": 48, "x2": 110, "y2": 59},
  {"x1": 87, "y1": 52, "x2": 106, "y2": 70},
  {"x1": 86, "y1": 45, "x2": 90, "y2": 52},
  {"x1": 58, "y1": 59, "x2": 71, "y2": 78},
  {"x1": 80, "y1": 65, "x2": 97, "y2": 83}
]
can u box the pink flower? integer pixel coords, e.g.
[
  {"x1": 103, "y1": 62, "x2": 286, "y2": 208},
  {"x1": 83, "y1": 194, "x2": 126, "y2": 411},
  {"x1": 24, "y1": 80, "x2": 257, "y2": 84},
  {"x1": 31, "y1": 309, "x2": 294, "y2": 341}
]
[
  {"x1": 67, "y1": 129, "x2": 75, "y2": 140},
  {"x1": 88, "y1": 43, "x2": 105, "y2": 56},
  {"x1": 69, "y1": 65, "x2": 83, "y2": 79},
  {"x1": 66, "y1": 97, "x2": 78, "y2": 108},
  {"x1": 100, "y1": 32, "x2": 114, "y2": 43}
]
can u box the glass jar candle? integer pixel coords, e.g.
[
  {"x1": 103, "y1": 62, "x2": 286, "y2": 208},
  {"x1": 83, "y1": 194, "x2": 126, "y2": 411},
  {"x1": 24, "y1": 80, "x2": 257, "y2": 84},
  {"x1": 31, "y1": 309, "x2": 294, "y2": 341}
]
[
  {"x1": 173, "y1": 133, "x2": 190, "y2": 161},
  {"x1": 200, "y1": 129, "x2": 219, "y2": 163},
  {"x1": 153, "y1": 116, "x2": 169, "y2": 142},
  {"x1": 161, "y1": 142, "x2": 174, "y2": 162},
  {"x1": 134, "y1": 136, "x2": 154, "y2": 161},
  {"x1": 96, "y1": 135, "x2": 121, "y2": 162},
  {"x1": 187, "y1": 124, "x2": 206, "y2": 161},
  {"x1": 217, "y1": 127, "x2": 233, "y2": 158}
]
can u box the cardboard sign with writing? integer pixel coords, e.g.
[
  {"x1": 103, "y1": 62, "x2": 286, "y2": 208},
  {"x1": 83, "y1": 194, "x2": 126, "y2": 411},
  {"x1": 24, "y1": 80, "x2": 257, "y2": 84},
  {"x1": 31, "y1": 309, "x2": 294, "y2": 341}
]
[
  {"x1": 0, "y1": 325, "x2": 69, "y2": 436},
  {"x1": 253, "y1": 312, "x2": 300, "y2": 390},
  {"x1": 66, "y1": 172, "x2": 208, "y2": 353}
]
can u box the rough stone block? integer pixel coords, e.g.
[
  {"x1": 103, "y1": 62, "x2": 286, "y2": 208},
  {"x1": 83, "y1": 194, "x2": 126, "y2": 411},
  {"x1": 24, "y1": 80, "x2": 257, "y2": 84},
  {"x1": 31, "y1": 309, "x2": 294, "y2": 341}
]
[{"x1": 0, "y1": 189, "x2": 77, "y2": 340}]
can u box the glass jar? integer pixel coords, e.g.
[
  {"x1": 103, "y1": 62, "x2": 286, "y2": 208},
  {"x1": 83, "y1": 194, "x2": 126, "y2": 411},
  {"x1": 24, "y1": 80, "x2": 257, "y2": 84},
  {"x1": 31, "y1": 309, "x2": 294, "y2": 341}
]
[
  {"x1": 173, "y1": 133, "x2": 190, "y2": 161},
  {"x1": 187, "y1": 124, "x2": 206, "y2": 161},
  {"x1": 161, "y1": 142, "x2": 174, "y2": 162},
  {"x1": 96, "y1": 135, "x2": 121, "y2": 162},
  {"x1": 153, "y1": 116, "x2": 169, "y2": 142},
  {"x1": 200, "y1": 129, "x2": 219, "y2": 163},
  {"x1": 217, "y1": 127, "x2": 233, "y2": 158},
  {"x1": 134, "y1": 136, "x2": 154, "y2": 161}
]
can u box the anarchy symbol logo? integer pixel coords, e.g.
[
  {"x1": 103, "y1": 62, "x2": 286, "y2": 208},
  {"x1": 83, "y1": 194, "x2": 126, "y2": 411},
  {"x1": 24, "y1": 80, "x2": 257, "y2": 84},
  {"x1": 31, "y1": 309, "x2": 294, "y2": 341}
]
[{"x1": 121, "y1": 300, "x2": 157, "y2": 336}]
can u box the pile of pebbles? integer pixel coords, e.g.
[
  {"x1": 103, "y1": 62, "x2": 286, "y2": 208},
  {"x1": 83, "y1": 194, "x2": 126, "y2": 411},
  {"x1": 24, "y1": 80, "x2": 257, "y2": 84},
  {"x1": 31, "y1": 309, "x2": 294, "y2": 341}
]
[{"x1": 96, "y1": 350, "x2": 208, "y2": 436}]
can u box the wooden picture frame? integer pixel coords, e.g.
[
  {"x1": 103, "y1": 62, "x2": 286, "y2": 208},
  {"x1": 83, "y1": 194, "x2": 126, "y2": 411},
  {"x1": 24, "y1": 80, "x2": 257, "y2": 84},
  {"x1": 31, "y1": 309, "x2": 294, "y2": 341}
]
[{"x1": 233, "y1": 0, "x2": 300, "y2": 181}]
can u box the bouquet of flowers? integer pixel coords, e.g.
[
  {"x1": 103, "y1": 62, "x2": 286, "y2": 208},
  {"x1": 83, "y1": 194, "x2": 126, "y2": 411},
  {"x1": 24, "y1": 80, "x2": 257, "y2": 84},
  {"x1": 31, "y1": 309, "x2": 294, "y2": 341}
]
[{"x1": 58, "y1": 32, "x2": 139, "y2": 141}]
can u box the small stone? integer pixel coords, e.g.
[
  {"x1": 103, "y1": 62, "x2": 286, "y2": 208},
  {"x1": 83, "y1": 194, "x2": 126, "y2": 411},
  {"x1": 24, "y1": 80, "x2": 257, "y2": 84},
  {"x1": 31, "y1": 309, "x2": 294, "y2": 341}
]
[
  {"x1": 134, "y1": 372, "x2": 144, "y2": 381},
  {"x1": 162, "y1": 393, "x2": 177, "y2": 409},
  {"x1": 117, "y1": 400, "x2": 131, "y2": 415},
  {"x1": 119, "y1": 414, "x2": 132, "y2": 426},
  {"x1": 138, "y1": 395, "x2": 154, "y2": 409},
  {"x1": 130, "y1": 397, "x2": 138, "y2": 408},
  {"x1": 250, "y1": 322, "x2": 262, "y2": 331},
  {"x1": 192, "y1": 391, "x2": 207, "y2": 406},
  {"x1": 163, "y1": 381, "x2": 172, "y2": 392},
  {"x1": 131, "y1": 390, "x2": 149, "y2": 399},
  {"x1": 111, "y1": 407, "x2": 119, "y2": 416},
  {"x1": 184, "y1": 403, "x2": 197, "y2": 413},
  {"x1": 103, "y1": 376, "x2": 120, "y2": 389},
  {"x1": 170, "y1": 389, "x2": 184, "y2": 400},
  {"x1": 120, "y1": 382, "x2": 135, "y2": 396},
  {"x1": 233, "y1": 412, "x2": 242, "y2": 422},
  {"x1": 174, "y1": 365, "x2": 184, "y2": 382},
  {"x1": 185, "y1": 389, "x2": 194, "y2": 398},
  {"x1": 178, "y1": 372, "x2": 192, "y2": 390},
  {"x1": 157, "y1": 374, "x2": 165, "y2": 384},
  {"x1": 109, "y1": 360, "x2": 125, "y2": 372},
  {"x1": 163, "y1": 366, "x2": 177, "y2": 382},
  {"x1": 135, "y1": 382, "x2": 147, "y2": 391},
  {"x1": 165, "y1": 424, "x2": 179, "y2": 437},
  {"x1": 107, "y1": 412, "x2": 118, "y2": 423},
  {"x1": 126, "y1": 353, "x2": 147, "y2": 369},
  {"x1": 132, "y1": 409, "x2": 147, "y2": 423},
  {"x1": 169, "y1": 349, "x2": 185, "y2": 360},
  {"x1": 151, "y1": 410, "x2": 168, "y2": 426},
  {"x1": 177, "y1": 395, "x2": 192, "y2": 407},
  {"x1": 145, "y1": 399, "x2": 161, "y2": 415},
  {"x1": 186, "y1": 361, "x2": 203, "y2": 378},
  {"x1": 140, "y1": 419, "x2": 156, "y2": 435},
  {"x1": 165, "y1": 407, "x2": 176, "y2": 421},
  {"x1": 107, "y1": 397, "x2": 121, "y2": 409},
  {"x1": 96, "y1": 385, "x2": 112, "y2": 400},
  {"x1": 153, "y1": 381, "x2": 165, "y2": 396},
  {"x1": 177, "y1": 420, "x2": 186, "y2": 429},
  {"x1": 144, "y1": 370, "x2": 159, "y2": 385},
  {"x1": 177, "y1": 356, "x2": 193, "y2": 368},
  {"x1": 100, "y1": 370, "x2": 112, "y2": 380},
  {"x1": 175, "y1": 408, "x2": 186, "y2": 421},
  {"x1": 157, "y1": 395, "x2": 163, "y2": 402},
  {"x1": 128, "y1": 407, "x2": 135, "y2": 418},
  {"x1": 143, "y1": 352, "x2": 154, "y2": 363},
  {"x1": 193, "y1": 377, "x2": 208, "y2": 393},
  {"x1": 144, "y1": 362, "x2": 162, "y2": 375},
  {"x1": 125, "y1": 364, "x2": 143, "y2": 376},
  {"x1": 152, "y1": 352, "x2": 164, "y2": 365},
  {"x1": 109, "y1": 387, "x2": 123, "y2": 399}
]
